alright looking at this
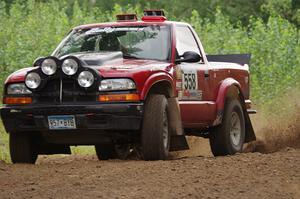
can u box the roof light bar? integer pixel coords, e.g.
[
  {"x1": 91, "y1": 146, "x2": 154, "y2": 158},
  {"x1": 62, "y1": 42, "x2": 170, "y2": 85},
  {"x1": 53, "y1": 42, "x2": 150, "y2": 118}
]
[
  {"x1": 116, "y1": 14, "x2": 138, "y2": 22},
  {"x1": 141, "y1": 16, "x2": 167, "y2": 22},
  {"x1": 144, "y1": 10, "x2": 165, "y2": 16},
  {"x1": 142, "y1": 9, "x2": 167, "y2": 22}
]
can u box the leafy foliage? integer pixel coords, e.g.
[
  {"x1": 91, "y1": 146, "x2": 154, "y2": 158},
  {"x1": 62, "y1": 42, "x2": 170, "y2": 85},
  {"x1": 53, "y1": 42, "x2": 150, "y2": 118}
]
[
  {"x1": 0, "y1": 0, "x2": 300, "y2": 162},
  {"x1": 191, "y1": 10, "x2": 300, "y2": 104},
  {"x1": 0, "y1": 120, "x2": 9, "y2": 162},
  {"x1": 0, "y1": 0, "x2": 299, "y2": 105}
]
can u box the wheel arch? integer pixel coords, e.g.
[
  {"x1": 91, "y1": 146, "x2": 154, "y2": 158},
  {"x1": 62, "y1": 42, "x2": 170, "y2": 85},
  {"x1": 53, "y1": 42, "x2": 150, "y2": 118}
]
[
  {"x1": 140, "y1": 73, "x2": 174, "y2": 100},
  {"x1": 141, "y1": 73, "x2": 188, "y2": 152},
  {"x1": 214, "y1": 78, "x2": 256, "y2": 143}
]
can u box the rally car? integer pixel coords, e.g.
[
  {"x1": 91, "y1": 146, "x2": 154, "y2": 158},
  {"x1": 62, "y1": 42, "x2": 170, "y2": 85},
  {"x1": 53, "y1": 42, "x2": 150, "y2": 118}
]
[{"x1": 0, "y1": 10, "x2": 256, "y2": 163}]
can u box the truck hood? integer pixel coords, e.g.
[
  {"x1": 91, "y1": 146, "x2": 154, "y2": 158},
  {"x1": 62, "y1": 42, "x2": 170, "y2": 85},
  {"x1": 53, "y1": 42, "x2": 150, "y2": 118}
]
[
  {"x1": 61, "y1": 52, "x2": 124, "y2": 66},
  {"x1": 5, "y1": 52, "x2": 172, "y2": 83},
  {"x1": 63, "y1": 52, "x2": 171, "y2": 76},
  {"x1": 96, "y1": 59, "x2": 171, "y2": 77}
]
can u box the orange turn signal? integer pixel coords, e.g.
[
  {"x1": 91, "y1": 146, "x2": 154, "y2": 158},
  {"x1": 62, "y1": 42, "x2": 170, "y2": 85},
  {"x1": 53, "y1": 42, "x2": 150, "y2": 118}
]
[
  {"x1": 3, "y1": 97, "x2": 32, "y2": 105},
  {"x1": 98, "y1": 94, "x2": 140, "y2": 102}
]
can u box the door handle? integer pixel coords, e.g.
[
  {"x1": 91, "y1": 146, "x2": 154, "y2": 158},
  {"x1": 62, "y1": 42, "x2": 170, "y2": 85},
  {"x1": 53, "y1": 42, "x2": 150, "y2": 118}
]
[{"x1": 204, "y1": 70, "x2": 209, "y2": 78}]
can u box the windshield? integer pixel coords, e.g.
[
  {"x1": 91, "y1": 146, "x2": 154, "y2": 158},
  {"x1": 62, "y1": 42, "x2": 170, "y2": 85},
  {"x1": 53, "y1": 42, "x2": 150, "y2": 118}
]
[{"x1": 53, "y1": 25, "x2": 171, "y2": 61}]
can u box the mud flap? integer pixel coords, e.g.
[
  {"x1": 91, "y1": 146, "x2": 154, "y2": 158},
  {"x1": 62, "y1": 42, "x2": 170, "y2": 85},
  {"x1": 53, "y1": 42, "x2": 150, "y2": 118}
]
[
  {"x1": 238, "y1": 94, "x2": 256, "y2": 143},
  {"x1": 167, "y1": 97, "x2": 189, "y2": 151},
  {"x1": 244, "y1": 112, "x2": 256, "y2": 142},
  {"x1": 167, "y1": 97, "x2": 184, "y2": 136},
  {"x1": 170, "y1": 135, "x2": 189, "y2": 151}
]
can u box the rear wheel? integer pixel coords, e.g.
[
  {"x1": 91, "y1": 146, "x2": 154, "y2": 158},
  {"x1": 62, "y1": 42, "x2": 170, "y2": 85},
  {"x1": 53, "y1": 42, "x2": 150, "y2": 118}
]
[
  {"x1": 209, "y1": 99, "x2": 245, "y2": 156},
  {"x1": 141, "y1": 95, "x2": 170, "y2": 160},
  {"x1": 9, "y1": 132, "x2": 38, "y2": 164}
]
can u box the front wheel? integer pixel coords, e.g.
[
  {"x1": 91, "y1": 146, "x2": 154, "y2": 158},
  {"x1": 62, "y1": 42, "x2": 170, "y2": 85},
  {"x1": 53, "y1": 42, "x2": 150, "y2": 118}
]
[
  {"x1": 141, "y1": 95, "x2": 170, "y2": 160},
  {"x1": 209, "y1": 99, "x2": 245, "y2": 156},
  {"x1": 9, "y1": 132, "x2": 38, "y2": 164}
]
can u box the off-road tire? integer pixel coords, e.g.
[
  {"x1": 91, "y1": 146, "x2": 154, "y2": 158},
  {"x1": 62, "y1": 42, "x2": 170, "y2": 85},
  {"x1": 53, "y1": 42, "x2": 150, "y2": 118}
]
[
  {"x1": 209, "y1": 99, "x2": 245, "y2": 156},
  {"x1": 95, "y1": 143, "x2": 130, "y2": 160},
  {"x1": 141, "y1": 94, "x2": 170, "y2": 160},
  {"x1": 9, "y1": 132, "x2": 38, "y2": 164}
]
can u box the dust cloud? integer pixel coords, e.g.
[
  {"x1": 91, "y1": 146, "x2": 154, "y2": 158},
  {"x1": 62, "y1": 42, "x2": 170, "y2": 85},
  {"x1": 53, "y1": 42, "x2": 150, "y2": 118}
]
[
  {"x1": 247, "y1": 91, "x2": 300, "y2": 153},
  {"x1": 174, "y1": 90, "x2": 300, "y2": 157}
]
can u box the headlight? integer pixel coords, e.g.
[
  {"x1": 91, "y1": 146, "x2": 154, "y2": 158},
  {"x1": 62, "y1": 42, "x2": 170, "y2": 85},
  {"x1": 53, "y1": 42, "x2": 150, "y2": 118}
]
[
  {"x1": 41, "y1": 58, "x2": 57, "y2": 75},
  {"x1": 62, "y1": 58, "x2": 78, "y2": 75},
  {"x1": 99, "y1": 79, "x2": 136, "y2": 91},
  {"x1": 25, "y1": 72, "x2": 41, "y2": 89},
  {"x1": 7, "y1": 83, "x2": 32, "y2": 94},
  {"x1": 78, "y1": 71, "x2": 94, "y2": 88}
]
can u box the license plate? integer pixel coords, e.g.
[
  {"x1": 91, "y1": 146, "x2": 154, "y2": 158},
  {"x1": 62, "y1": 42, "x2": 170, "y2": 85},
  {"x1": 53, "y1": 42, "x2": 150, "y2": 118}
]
[{"x1": 48, "y1": 115, "x2": 76, "y2": 130}]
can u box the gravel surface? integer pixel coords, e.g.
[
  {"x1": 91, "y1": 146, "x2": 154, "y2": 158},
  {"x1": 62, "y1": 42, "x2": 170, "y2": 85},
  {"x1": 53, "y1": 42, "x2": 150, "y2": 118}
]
[{"x1": 0, "y1": 147, "x2": 299, "y2": 199}]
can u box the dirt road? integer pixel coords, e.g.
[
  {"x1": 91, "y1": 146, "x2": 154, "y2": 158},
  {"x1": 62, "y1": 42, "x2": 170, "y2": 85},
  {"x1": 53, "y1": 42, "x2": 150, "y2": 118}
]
[
  {"x1": 1, "y1": 106, "x2": 300, "y2": 199},
  {"x1": 0, "y1": 144, "x2": 299, "y2": 199}
]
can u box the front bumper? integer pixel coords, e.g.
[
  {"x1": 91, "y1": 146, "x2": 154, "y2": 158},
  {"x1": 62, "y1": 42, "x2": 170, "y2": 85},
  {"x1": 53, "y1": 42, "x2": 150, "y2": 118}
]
[{"x1": 0, "y1": 103, "x2": 143, "y2": 133}]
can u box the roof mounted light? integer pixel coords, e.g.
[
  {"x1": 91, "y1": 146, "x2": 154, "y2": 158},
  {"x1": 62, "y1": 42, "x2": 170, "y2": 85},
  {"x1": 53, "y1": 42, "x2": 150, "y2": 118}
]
[
  {"x1": 144, "y1": 10, "x2": 165, "y2": 16},
  {"x1": 142, "y1": 10, "x2": 167, "y2": 22},
  {"x1": 116, "y1": 14, "x2": 138, "y2": 22}
]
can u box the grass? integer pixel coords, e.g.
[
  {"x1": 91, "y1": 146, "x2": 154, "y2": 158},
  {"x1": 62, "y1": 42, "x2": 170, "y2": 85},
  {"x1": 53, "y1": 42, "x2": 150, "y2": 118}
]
[
  {"x1": 71, "y1": 146, "x2": 95, "y2": 155},
  {"x1": 0, "y1": 121, "x2": 10, "y2": 163}
]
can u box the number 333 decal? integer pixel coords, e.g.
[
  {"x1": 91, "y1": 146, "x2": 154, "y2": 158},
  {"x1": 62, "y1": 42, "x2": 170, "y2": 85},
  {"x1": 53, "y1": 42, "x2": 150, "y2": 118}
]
[{"x1": 182, "y1": 71, "x2": 198, "y2": 90}]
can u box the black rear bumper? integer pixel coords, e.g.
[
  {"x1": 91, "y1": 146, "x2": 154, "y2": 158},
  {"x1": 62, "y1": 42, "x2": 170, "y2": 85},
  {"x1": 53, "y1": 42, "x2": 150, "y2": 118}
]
[{"x1": 0, "y1": 103, "x2": 143, "y2": 133}]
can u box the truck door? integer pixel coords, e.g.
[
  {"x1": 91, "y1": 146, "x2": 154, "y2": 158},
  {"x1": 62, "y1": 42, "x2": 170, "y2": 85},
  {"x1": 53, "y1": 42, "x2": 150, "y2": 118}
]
[{"x1": 175, "y1": 25, "x2": 213, "y2": 127}]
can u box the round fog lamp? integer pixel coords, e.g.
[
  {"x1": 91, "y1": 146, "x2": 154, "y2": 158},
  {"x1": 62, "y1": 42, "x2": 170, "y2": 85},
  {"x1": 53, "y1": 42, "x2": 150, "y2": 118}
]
[
  {"x1": 78, "y1": 71, "x2": 94, "y2": 88},
  {"x1": 62, "y1": 59, "x2": 78, "y2": 75},
  {"x1": 25, "y1": 72, "x2": 41, "y2": 89},
  {"x1": 41, "y1": 58, "x2": 57, "y2": 75}
]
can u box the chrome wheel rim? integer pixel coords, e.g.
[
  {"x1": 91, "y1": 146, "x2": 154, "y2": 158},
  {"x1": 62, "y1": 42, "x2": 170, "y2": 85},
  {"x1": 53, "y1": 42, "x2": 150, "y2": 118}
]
[{"x1": 230, "y1": 112, "x2": 241, "y2": 146}]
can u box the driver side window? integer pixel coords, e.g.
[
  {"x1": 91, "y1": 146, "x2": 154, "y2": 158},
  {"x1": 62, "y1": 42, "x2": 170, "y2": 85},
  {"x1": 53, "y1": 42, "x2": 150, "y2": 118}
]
[{"x1": 175, "y1": 26, "x2": 200, "y2": 58}]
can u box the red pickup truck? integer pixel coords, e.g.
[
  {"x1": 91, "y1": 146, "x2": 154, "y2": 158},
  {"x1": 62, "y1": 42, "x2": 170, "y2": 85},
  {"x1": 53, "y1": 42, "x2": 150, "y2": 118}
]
[{"x1": 0, "y1": 10, "x2": 256, "y2": 163}]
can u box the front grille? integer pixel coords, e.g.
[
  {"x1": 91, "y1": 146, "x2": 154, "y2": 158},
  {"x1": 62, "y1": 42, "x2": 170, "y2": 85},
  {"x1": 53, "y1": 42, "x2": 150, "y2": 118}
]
[
  {"x1": 34, "y1": 78, "x2": 97, "y2": 103},
  {"x1": 35, "y1": 79, "x2": 60, "y2": 103}
]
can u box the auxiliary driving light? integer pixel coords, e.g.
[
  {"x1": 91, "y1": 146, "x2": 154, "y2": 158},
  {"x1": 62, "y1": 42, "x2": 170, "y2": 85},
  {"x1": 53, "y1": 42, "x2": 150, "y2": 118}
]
[
  {"x1": 78, "y1": 71, "x2": 94, "y2": 88},
  {"x1": 62, "y1": 58, "x2": 78, "y2": 75},
  {"x1": 41, "y1": 58, "x2": 57, "y2": 75},
  {"x1": 25, "y1": 72, "x2": 41, "y2": 89}
]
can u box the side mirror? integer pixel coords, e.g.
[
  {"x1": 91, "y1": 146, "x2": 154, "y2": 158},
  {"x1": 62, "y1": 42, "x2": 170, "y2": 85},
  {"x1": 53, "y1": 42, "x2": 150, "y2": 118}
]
[{"x1": 175, "y1": 51, "x2": 201, "y2": 64}]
